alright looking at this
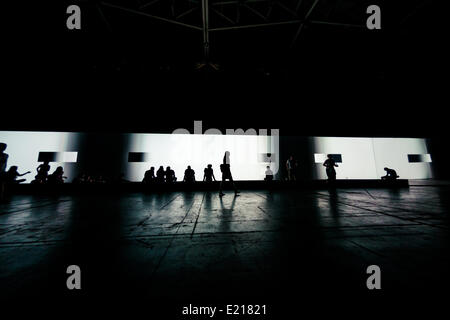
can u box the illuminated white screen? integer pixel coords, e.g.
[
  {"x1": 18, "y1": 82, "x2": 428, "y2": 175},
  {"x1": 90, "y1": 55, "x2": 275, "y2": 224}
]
[
  {"x1": 127, "y1": 133, "x2": 279, "y2": 181},
  {"x1": 0, "y1": 131, "x2": 80, "y2": 183},
  {"x1": 0, "y1": 131, "x2": 431, "y2": 182},
  {"x1": 372, "y1": 138, "x2": 432, "y2": 179},
  {"x1": 310, "y1": 137, "x2": 432, "y2": 180},
  {"x1": 311, "y1": 137, "x2": 378, "y2": 180},
  {"x1": 314, "y1": 154, "x2": 328, "y2": 163},
  {"x1": 0, "y1": 131, "x2": 279, "y2": 182},
  {"x1": 60, "y1": 152, "x2": 78, "y2": 163}
]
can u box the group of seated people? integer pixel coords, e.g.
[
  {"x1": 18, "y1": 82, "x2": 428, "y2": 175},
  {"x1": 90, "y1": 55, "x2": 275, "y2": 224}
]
[
  {"x1": 143, "y1": 166, "x2": 177, "y2": 184},
  {"x1": 30, "y1": 161, "x2": 67, "y2": 184},
  {"x1": 1, "y1": 161, "x2": 67, "y2": 185},
  {"x1": 142, "y1": 164, "x2": 218, "y2": 184}
]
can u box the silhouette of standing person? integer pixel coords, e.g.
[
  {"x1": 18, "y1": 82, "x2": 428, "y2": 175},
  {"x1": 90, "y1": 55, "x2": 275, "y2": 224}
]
[
  {"x1": 219, "y1": 151, "x2": 239, "y2": 197},
  {"x1": 4, "y1": 166, "x2": 31, "y2": 184},
  {"x1": 143, "y1": 166, "x2": 155, "y2": 184},
  {"x1": 381, "y1": 167, "x2": 399, "y2": 181},
  {"x1": 35, "y1": 161, "x2": 51, "y2": 184},
  {"x1": 0, "y1": 143, "x2": 9, "y2": 200},
  {"x1": 203, "y1": 164, "x2": 216, "y2": 182},
  {"x1": 286, "y1": 156, "x2": 296, "y2": 181},
  {"x1": 323, "y1": 154, "x2": 338, "y2": 182},
  {"x1": 0, "y1": 143, "x2": 8, "y2": 174},
  {"x1": 183, "y1": 166, "x2": 195, "y2": 183}
]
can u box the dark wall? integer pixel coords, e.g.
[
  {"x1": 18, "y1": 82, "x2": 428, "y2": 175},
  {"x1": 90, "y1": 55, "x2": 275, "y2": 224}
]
[
  {"x1": 426, "y1": 138, "x2": 450, "y2": 180},
  {"x1": 75, "y1": 133, "x2": 131, "y2": 180},
  {"x1": 278, "y1": 136, "x2": 315, "y2": 181}
]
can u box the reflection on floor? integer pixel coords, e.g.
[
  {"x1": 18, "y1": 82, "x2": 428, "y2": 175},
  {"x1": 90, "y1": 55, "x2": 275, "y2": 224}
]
[{"x1": 1, "y1": 187, "x2": 449, "y2": 310}]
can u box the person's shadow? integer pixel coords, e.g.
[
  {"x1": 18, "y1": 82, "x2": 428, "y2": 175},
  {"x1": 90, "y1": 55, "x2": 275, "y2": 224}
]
[
  {"x1": 218, "y1": 194, "x2": 238, "y2": 234},
  {"x1": 328, "y1": 188, "x2": 339, "y2": 220}
]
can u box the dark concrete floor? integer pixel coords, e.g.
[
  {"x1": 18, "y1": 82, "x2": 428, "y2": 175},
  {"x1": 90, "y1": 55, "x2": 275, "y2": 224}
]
[{"x1": 1, "y1": 186, "x2": 449, "y2": 316}]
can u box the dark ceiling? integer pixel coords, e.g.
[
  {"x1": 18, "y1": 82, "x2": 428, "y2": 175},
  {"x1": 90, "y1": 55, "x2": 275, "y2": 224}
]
[{"x1": 3, "y1": 0, "x2": 445, "y2": 136}]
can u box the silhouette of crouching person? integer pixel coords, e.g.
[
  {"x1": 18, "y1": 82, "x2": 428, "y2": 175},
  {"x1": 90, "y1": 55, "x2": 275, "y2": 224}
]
[
  {"x1": 381, "y1": 167, "x2": 399, "y2": 181},
  {"x1": 47, "y1": 166, "x2": 67, "y2": 184}
]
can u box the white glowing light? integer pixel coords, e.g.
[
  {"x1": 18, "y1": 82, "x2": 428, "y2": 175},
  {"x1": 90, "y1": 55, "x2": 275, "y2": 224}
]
[{"x1": 0, "y1": 131, "x2": 431, "y2": 182}]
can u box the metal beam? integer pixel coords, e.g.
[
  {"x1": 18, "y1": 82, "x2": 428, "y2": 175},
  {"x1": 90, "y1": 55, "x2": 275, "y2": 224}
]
[
  {"x1": 399, "y1": 0, "x2": 430, "y2": 26},
  {"x1": 243, "y1": 3, "x2": 268, "y2": 21},
  {"x1": 212, "y1": 0, "x2": 270, "y2": 5},
  {"x1": 266, "y1": 1, "x2": 274, "y2": 18},
  {"x1": 276, "y1": 1, "x2": 299, "y2": 18},
  {"x1": 176, "y1": 7, "x2": 198, "y2": 19},
  {"x1": 201, "y1": 0, "x2": 210, "y2": 60},
  {"x1": 210, "y1": 19, "x2": 302, "y2": 31},
  {"x1": 310, "y1": 20, "x2": 365, "y2": 29},
  {"x1": 139, "y1": 0, "x2": 161, "y2": 10},
  {"x1": 101, "y1": 2, "x2": 202, "y2": 31},
  {"x1": 208, "y1": 18, "x2": 363, "y2": 32},
  {"x1": 305, "y1": 0, "x2": 320, "y2": 20},
  {"x1": 211, "y1": 7, "x2": 236, "y2": 25},
  {"x1": 101, "y1": 0, "x2": 367, "y2": 59},
  {"x1": 96, "y1": 4, "x2": 113, "y2": 32},
  {"x1": 290, "y1": 0, "x2": 320, "y2": 47}
]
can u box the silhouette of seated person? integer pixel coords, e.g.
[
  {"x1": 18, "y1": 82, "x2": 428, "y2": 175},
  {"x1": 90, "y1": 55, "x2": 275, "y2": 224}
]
[
  {"x1": 143, "y1": 167, "x2": 155, "y2": 184},
  {"x1": 34, "y1": 161, "x2": 51, "y2": 184},
  {"x1": 203, "y1": 164, "x2": 216, "y2": 182},
  {"x1": 4, "y1": 166, "x2": 31, "y2": 184},
  {"x1": 165, "y1": 166, "x2": 176, "y2": 183},
  {"x1": 47, "y1": 166, "x2": 67, "y2": 184},
  {"x1": 381, "y1": 167, "x2": 399, "y2": 181},
  {"x1": 156, "y1": 166, "x2": 165, "y2": 183},
  {"x1": 323, "y1": 154, "x2": 338, "y2": 182},
  {"x1": 264, "y1": 166, "x2": 274, "y2": 181},
  {"x1": 183, "y1": 166, "x2": 196, "y2": 183}
]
